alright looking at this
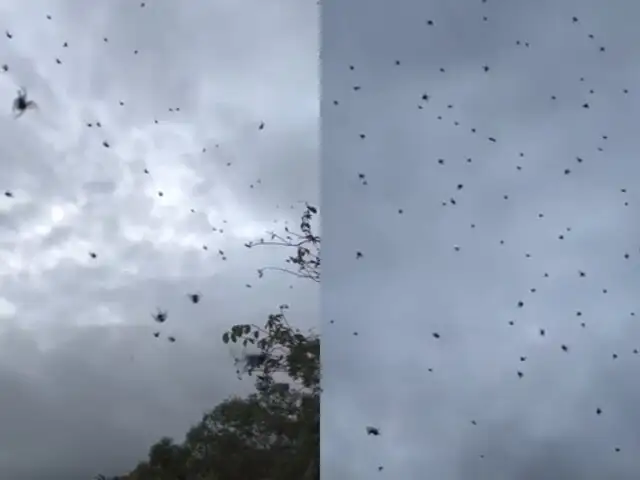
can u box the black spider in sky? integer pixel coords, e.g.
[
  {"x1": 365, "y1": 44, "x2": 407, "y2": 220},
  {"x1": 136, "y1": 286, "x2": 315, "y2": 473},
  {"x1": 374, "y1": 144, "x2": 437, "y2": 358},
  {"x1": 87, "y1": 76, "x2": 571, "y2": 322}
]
[{"x1": 12, "y1": 87, "x2": 37, "y2": 118}]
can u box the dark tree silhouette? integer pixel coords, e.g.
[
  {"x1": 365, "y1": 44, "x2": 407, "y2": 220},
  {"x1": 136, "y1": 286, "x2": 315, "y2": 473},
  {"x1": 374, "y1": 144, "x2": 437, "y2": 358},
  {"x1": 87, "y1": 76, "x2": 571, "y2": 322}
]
[{"x1": 108, "y1": 206, "x2": 320, "y2": 480}]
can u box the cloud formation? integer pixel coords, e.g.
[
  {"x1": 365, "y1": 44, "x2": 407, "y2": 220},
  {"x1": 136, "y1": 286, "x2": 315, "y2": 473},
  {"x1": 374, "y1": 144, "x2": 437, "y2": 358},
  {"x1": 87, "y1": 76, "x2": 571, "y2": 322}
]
[
  {"x1": 0, "y1": 0, "x2": 316, "y2": 478},
  {"x1": 322, "y1": 0, "x2": 640, "y2": 478}
]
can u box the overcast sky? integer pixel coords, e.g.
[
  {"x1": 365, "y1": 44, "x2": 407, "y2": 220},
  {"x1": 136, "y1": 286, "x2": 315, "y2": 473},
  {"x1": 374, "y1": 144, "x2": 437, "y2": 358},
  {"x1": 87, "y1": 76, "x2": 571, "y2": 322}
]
[
  {"x1": 0, "y1": 1, "x2": 317, "y2": 478},
  {"x1": 322, "y1": 0, "x2": 640, "y2": 478}
]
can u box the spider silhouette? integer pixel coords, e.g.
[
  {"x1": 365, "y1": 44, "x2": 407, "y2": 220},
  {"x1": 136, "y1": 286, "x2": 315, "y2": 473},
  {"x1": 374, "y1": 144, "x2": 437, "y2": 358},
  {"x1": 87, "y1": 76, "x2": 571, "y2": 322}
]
[
  {"x1": 12, "y1": 87, "x2": 37, "y2": 118},
  {"x1": 152, "y1": 309, "x2": 168, "y2": 323},
  {"x1": 230, "y1": 346, "x2": 270, "y2": 378}
]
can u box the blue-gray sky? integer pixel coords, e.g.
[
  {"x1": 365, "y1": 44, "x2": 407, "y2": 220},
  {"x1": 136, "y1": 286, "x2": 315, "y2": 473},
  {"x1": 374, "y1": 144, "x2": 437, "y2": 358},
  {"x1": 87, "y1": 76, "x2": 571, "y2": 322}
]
[
  {"x1": 0, "y1": 1, "x2": 317, "y2": 478},
  {"x1": 322, "y1": 0, "x2": 640, "y2": 478}
]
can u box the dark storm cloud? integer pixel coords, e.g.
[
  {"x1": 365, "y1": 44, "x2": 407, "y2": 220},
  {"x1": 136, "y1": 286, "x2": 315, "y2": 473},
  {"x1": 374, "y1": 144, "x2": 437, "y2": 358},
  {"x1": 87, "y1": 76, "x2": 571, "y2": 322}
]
[
  {"x1": 0, "y1": 322, "x2": 252, "y2": 479},
  {"x1": 0, "y1": 0, "x2": 316, "y2": 478},
  {"x1": 322, "y1": 0, "x2": 640, "y2": 478}
]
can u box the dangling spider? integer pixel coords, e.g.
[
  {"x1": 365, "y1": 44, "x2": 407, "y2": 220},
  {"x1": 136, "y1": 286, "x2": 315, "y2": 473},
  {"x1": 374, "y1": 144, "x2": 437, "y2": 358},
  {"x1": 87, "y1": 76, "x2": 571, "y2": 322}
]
[
  {"x1": 229, "y1": 346, "x2": 270, "y2": 379},
  {"x1": 234, "y1": 352, "x2": 268, "y2": 378},
  {"x1": 12, "y1": 87, "x2": 37, "y2": 118}
]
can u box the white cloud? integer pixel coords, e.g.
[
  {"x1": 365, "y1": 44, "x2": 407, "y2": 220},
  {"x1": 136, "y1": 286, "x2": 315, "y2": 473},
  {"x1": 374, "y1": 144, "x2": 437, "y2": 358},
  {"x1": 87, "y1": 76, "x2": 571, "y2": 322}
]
[{"x1": 0, "y1": 0, "x2": 317, "y2": 478}]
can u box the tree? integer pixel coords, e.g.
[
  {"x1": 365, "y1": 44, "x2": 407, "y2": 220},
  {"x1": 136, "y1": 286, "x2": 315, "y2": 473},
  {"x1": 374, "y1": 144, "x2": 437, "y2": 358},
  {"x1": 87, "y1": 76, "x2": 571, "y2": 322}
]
[
  {"x1": 249, "y1": 203, "x2": 320, "y2": 284},
  {"x1": 109, "y1": 205, "x2": 320, "y2": 480}
]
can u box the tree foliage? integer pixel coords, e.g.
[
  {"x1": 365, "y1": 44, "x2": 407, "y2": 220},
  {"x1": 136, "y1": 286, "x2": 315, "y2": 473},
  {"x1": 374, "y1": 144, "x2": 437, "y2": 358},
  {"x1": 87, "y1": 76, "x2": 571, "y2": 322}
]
[{"x1": 106, "y1": 205, "x2": 320, "y2": 480}]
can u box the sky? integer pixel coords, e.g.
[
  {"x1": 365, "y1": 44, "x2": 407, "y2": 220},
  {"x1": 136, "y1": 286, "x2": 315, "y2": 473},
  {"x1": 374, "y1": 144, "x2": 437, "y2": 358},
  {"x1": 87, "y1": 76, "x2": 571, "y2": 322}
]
[
  {"x1": 322, "y1": 0, "x2": 640, "y2": 478},
  {"x1": 0, "y1": 1, "x2": 317, "y2": 478},
  {"x1": 6, "y1": 0, "x2": 640, "y2": 479}
]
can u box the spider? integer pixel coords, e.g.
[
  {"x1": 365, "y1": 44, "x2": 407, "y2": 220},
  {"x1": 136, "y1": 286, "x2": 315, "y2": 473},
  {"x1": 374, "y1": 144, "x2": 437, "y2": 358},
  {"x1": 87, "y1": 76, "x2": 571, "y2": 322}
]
[
  {"x1": 244, "y1": 352, "x2": 268, "y2": 370},
  {"x1": 152, "y1": 309, "x2": 167, "y2": 323},
  {"x1": 12, "y1": 87, "x2": 37, "y2": 118},
  {"x1": 230, "y1": 347, "x2": 269, "y2": 378}
]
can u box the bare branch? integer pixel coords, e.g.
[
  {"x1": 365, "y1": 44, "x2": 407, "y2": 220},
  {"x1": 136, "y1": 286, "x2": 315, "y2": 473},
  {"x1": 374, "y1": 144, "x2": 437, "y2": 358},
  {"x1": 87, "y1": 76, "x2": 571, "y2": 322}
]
[{"x1": 248, "y1": 205, "x2": 320, "y2": 284}]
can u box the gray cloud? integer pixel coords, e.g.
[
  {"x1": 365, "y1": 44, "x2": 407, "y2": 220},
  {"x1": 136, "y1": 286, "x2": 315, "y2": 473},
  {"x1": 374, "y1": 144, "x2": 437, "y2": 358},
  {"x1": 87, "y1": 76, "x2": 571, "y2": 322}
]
[
  {"x1": 0, "y1": 0, "x2": 316, "y2": 478},
  {"x1": 323, "y1": 0, "x2": 640, "y2": 478}
]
